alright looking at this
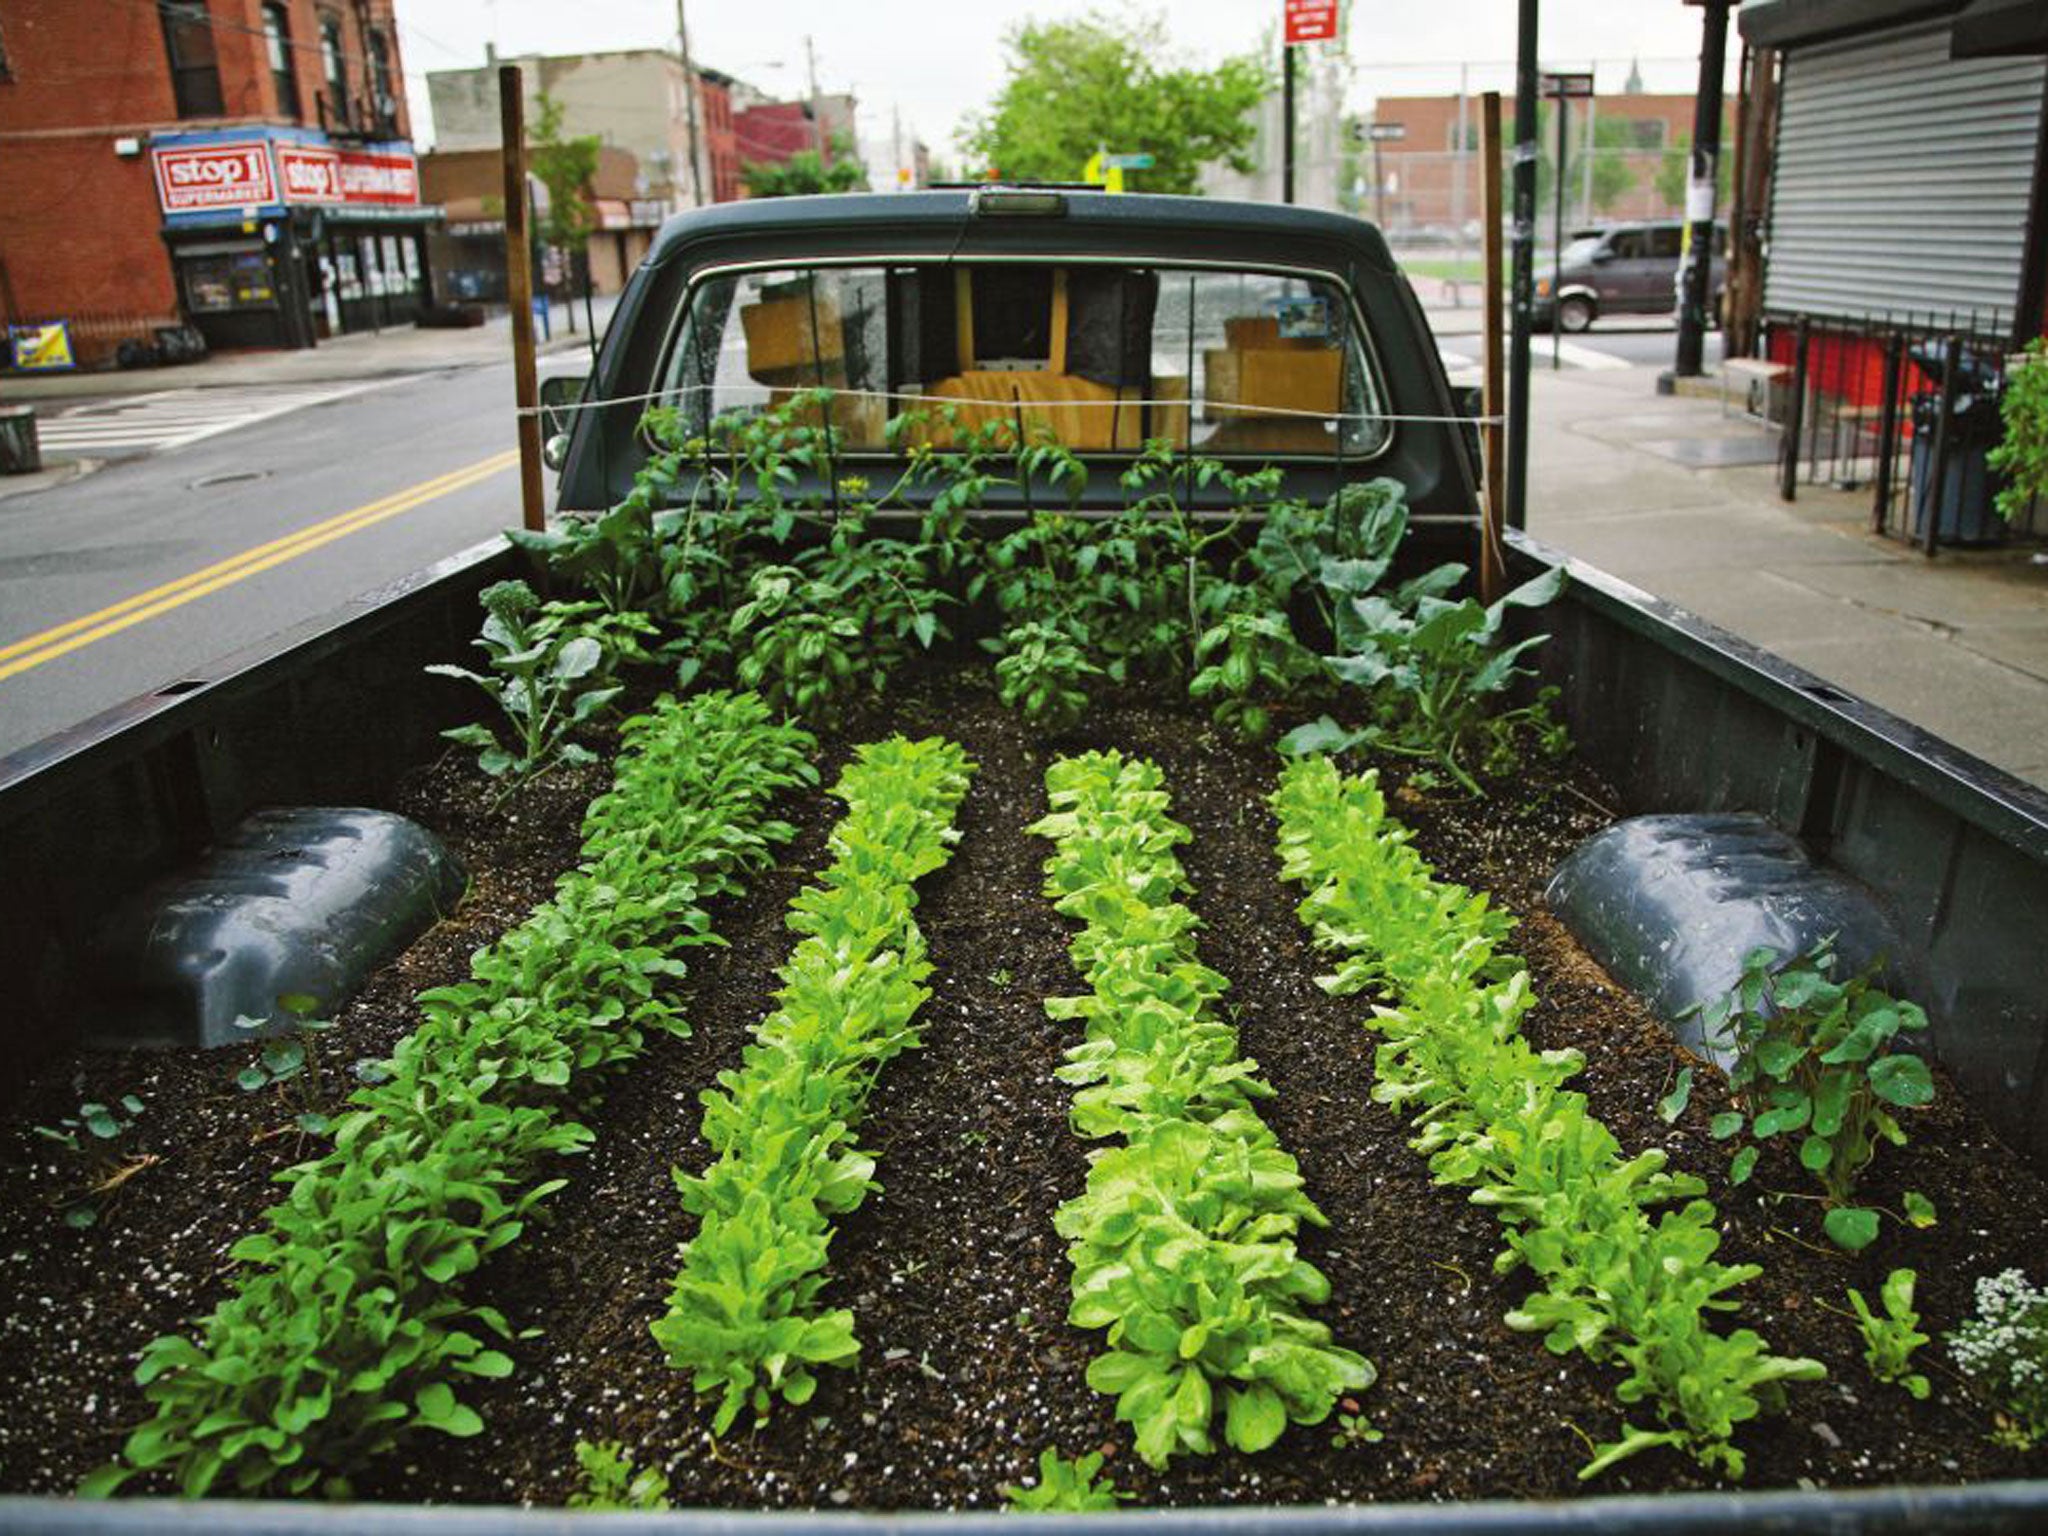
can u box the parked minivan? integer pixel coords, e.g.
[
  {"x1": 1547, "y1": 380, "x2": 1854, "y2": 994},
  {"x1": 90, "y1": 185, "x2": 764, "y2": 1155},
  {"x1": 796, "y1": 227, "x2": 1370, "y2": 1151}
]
[{"x1": 1532, "y1": 219, "x2": 1726, "y2": 333}]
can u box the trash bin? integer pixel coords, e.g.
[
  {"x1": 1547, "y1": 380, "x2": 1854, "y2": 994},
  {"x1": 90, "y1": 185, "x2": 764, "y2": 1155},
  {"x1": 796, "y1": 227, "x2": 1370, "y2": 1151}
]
[
  {"x1": 1907, "y1": 343, "x2": 2007, "y2": 545},
  {"x1": 0, "y1": 404, "x2": 41, "y2": 476}
]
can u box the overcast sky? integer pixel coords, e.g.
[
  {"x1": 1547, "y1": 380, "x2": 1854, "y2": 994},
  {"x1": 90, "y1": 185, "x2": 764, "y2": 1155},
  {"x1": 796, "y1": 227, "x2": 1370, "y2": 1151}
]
[{"x1": 394, "y1": 1, "x2": 1731, "y2": 161}]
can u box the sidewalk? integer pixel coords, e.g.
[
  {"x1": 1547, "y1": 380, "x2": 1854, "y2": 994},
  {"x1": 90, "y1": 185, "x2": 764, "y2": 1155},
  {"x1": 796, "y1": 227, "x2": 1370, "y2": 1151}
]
[
  {"x1": 1526, "y1": 364, "x2": 2048, "y2": 789},
  {"x1": 0, "y1": 294, "x2": 614, "y2": 405}
]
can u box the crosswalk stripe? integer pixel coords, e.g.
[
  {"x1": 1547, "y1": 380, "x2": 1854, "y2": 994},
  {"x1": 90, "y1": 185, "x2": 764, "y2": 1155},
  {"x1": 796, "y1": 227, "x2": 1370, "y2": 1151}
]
[{"x1": 33, "y1": 379, "x2": 395, "y2": 456}]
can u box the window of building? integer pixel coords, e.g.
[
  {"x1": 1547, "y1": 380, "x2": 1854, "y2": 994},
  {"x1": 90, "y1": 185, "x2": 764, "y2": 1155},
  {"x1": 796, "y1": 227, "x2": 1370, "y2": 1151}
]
[
  {"x1": 367, "y1": 30, "x2": 395, "y2": 124},
  {"x1": 320, "y1": 16, "x2": 350, "y2": 128},
  {"x1": 1624, "y1": 119, "x2": 1667, "y2": 151},
  {"x1": 263, "y1": 4, "x2": 300, "y2": 119},
  {"x1": 160, "y1": 1, "x2": 225, "y2": 119},
  {"x1": 0, "y1": 16, "x2": 13, "y2": 82}
]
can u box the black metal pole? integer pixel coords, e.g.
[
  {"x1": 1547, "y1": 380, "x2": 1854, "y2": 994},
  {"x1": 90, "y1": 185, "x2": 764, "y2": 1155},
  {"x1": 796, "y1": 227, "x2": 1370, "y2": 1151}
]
[
  {"x1": 1552, "y1": 94, "x2": 1567, "y2": 371},
  {"x1": 1924, "y1": 332, "x2": 1961, "y2": 557},
  {"x1": 1674, "y1": 0, "x2": 1732, "y2": 379},
  {"x1": 1507, "y1": 0, "x2": 1538, "y2": 531},
  {"x1": 1871, "y1": 330, "x2": 1904, "y2": 535},
  {"x1": 1283, "y1": 45, "x2": 1296, "y2": 205},
  {"x1": 1778, "y1": 314, "x2": 1809, "y2": 502}
]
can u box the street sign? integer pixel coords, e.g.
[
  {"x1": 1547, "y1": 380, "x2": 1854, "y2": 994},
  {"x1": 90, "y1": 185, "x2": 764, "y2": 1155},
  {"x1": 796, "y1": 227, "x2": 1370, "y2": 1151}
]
[
  {"x1": 1539, "y1": 71, "x2": 1595, "y2": 99},
  {"x1": 1081, "y1": 152, "x2": 1125, "y2": 195},
  {"x1": 1284, "y1": 0, "x2": 1340, "y2": 47},
  {"x1": 1102, "y1": 153, "x2": 1155, "y2": 170},
  {"x1": 1366, "y1": 122, "x2": 1406, "y2": 142}
]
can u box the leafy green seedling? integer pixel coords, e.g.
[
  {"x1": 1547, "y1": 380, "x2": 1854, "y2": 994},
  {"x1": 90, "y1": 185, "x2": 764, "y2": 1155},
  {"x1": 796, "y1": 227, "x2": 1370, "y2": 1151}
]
[
  {"x1": 1844, "y1": 1269, "x2": 1930, "y2": 1399},
  {"x1": 1001, "y1": 1448, "x2": 1129, "y2": 1512},
  {"x1": 35, "y1": 1094, "x2": 148, "y2": 1229},
  {"x1": 1692, "y1": 940, "x2": 1933, "y2": 1251},
  {"x1": 1329, "y1": 1410, "x2": 1384, "y2": 1450},
  {"x1": 232, "y1": 994, "x2": 335, "y2": 1135},
  {"x1": 994, "y1": 622, "x2": 1101, "y2": 733},
  {"x1": 569, "y1": 1439, "x2": 671, "y2": 1510}
]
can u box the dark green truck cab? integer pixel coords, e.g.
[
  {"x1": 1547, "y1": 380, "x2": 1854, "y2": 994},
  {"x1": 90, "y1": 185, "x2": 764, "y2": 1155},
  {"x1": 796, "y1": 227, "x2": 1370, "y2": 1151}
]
[{"x1": 553, "y1": 190, "x2": 1481, "y2": 530}]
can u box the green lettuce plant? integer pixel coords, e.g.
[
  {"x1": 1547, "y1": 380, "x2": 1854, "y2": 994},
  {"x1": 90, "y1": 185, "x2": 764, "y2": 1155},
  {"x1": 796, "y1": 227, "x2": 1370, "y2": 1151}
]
[
  {"x1": 1843, "y1": 1269, "x2": 1930, "y2": 1400},
  {"x1": 1033, "y1": 750, "x2": 1373, "y2": 1468},
  {"x1": 654, "y1": 736, "x2": 975, "y2": 1434},
  {"x1": 570, "y1": 1439, "x2": 672, "y2": 1510},
  {"x1": 1001, "y1": 1448, "x2": 1128, "y2": 1512}
]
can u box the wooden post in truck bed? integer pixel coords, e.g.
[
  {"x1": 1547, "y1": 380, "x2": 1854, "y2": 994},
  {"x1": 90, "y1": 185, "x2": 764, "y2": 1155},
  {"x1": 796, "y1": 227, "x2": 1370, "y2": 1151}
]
[
  {"x1": 501, "y1": 65, "x2": 545, "y2": 533},
  {"x1": 1480, "y1": 91, "x2": 1507, "y2": 605}
]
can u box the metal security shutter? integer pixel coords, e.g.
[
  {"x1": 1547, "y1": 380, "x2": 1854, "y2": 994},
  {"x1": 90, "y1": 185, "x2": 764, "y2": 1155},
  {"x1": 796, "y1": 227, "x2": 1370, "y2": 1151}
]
[{"x1": 1764, "y1": 18, "x2": 2046, "y2": 325}]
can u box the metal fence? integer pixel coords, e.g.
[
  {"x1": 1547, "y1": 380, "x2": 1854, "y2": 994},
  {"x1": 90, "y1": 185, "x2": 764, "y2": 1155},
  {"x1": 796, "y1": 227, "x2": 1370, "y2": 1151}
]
[{"x1": 1762, "y1": 310, "x2": 2041, "y2": 553}]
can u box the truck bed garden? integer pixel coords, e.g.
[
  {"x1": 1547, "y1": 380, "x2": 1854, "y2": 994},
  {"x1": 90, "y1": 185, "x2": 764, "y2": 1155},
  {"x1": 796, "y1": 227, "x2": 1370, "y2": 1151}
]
[{"x1": 2, "y1": 657, "x2": 2044, "y2": 1508}]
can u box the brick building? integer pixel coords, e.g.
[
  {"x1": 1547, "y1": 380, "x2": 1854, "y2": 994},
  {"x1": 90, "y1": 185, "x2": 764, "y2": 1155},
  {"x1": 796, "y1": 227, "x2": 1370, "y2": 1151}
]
[
  {"x1": 1368, "y1": 90, "x2": 1723, "y2": 233},
  {"x1": 0, "y1": 1, "x2": 435, "y2": 359}
]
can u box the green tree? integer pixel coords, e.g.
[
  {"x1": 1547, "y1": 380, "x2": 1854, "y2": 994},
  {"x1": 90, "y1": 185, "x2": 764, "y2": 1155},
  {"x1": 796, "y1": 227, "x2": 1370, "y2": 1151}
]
[
  {"x1": 1654, "y1": 130, "x2": 1735, "y2": 212},
  {"x1": 529, "y1": 92, "x2": 602, "y2": 254},
  {"x1": 742, "y1": 131, "x2": 870, "y2": 197},
  {"x1": 958, "y1": 11, "x2": 1270, "y2": 195},
  {"x1": 1529, "y1": 105, "x2": 1637, "y2": 221}
]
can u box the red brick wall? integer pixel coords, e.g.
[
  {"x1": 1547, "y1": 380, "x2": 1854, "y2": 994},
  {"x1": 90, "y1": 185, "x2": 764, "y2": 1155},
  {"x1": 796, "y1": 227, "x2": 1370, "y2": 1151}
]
[{"x1": 0, "y1": 138, "x2": 178, "y2": 318}]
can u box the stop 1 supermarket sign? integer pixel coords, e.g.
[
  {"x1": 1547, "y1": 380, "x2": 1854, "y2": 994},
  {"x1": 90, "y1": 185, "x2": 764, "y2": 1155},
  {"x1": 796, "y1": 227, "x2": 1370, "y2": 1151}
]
[
  {"x1": 152, "y1": 138, "x2": 419, "y2": 215},
  {"x1": 1285, "y1": 0, "x2": 1340, "y2": 45}
]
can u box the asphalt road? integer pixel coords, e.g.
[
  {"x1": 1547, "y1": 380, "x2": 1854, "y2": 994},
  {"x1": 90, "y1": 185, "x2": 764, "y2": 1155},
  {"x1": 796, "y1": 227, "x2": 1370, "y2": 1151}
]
[{"x1": 0, "y1": 362, "x2": 556, "y2": 759}]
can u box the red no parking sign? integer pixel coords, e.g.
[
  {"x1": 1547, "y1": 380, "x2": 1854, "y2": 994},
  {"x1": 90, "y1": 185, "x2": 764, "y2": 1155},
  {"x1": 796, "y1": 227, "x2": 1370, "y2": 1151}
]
[{"x1": 1285, "y1": 0, "x2": 1340, "y2": 46}]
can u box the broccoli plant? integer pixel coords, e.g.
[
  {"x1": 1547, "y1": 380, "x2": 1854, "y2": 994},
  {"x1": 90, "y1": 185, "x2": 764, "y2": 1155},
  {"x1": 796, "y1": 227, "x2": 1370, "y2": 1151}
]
[{"x1": 427, "y1": 579, "x2": 621, "y2": 800}]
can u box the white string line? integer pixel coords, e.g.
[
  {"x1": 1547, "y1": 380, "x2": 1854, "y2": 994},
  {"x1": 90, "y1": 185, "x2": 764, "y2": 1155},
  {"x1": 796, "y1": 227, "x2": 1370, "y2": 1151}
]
[{"x1": 518, "y1": 382, "x2": 1503, "y2": 429}]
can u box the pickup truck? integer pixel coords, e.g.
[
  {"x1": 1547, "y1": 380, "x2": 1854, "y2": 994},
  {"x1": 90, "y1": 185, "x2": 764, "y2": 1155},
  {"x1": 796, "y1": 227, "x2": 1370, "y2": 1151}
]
[{"x1": 1, "y1": 190, "x2": 2044, "y2": 1530}]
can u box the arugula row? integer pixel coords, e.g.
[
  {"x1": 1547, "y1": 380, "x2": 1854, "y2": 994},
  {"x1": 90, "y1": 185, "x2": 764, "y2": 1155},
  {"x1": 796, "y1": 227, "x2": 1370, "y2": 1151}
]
[
  {"x1": 1270, "y1": 755, "x2": 1823, "y2": 1480},
  {"x1": 97, "y1": 691, "x2": 817, "y2": 1499}
]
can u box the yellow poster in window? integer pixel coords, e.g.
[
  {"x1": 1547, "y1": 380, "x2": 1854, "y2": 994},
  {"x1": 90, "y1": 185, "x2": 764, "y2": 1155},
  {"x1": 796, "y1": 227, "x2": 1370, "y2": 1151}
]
[{"x1": 9, "y1": 323, "x2": 75, "y2": 372}]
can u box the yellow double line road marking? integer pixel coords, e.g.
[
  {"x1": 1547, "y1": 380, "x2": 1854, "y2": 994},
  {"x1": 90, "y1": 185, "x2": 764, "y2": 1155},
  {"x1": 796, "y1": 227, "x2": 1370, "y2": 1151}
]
[{"x1": 0, "y1": 449, "x2": 519, "y2": 684}]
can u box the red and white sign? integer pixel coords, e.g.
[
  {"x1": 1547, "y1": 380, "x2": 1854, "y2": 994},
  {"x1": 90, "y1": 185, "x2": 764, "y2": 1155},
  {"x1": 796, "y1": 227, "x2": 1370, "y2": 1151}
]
[
  {"x1": 276, "y1": 143, "x2": 420, "y2": 207},
  {"x1": 152, "y1": 141, "x2": 276, "y2": 212},
  {"x1": 1284, "y1": 0, "x2": 1340, "y2": 46}
]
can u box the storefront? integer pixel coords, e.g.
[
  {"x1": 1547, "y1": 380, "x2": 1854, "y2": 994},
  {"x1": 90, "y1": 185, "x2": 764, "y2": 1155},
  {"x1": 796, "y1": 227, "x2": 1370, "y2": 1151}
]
[{"x1": 151, "y1": 128, "x2": 442, "y2": 351}]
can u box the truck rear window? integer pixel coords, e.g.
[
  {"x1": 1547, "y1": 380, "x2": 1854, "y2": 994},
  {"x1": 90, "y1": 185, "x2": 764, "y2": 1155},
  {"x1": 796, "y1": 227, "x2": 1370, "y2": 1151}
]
[{"x1": 652, "y1": 263, "x2": 1391, "y2": 459}]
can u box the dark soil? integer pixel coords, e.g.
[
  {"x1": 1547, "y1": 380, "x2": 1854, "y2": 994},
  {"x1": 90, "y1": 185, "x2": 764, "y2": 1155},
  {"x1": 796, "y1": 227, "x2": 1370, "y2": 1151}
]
[{"x1": 1, "y1": 659, "x2": 2043, "y2": 1507}]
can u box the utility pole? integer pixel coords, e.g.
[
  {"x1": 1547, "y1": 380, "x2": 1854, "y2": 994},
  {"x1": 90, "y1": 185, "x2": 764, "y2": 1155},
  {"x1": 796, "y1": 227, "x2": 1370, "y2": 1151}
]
[
  {"x1": 1580, "y1": 88, "x2": 1596, "y2": 227},
  {"x1": 1507, "y1": 0, "x2": 1538, "y2": 531},
  {"x1": 1282, "y1": 45, "x2": 1296, "y2": 204},
  {"x1": 1452, "y1": 63, "x2": 1469, "y2": 255},
  {"x1": 806, "y1": 35, "x2": 825, "y2": 159},
  {"x1": 1670, "y1": 0, "x2": 1733, "y2": 383},
  {"x1": 675, "y1": 0, "x2": 705, "y2": 206}
]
